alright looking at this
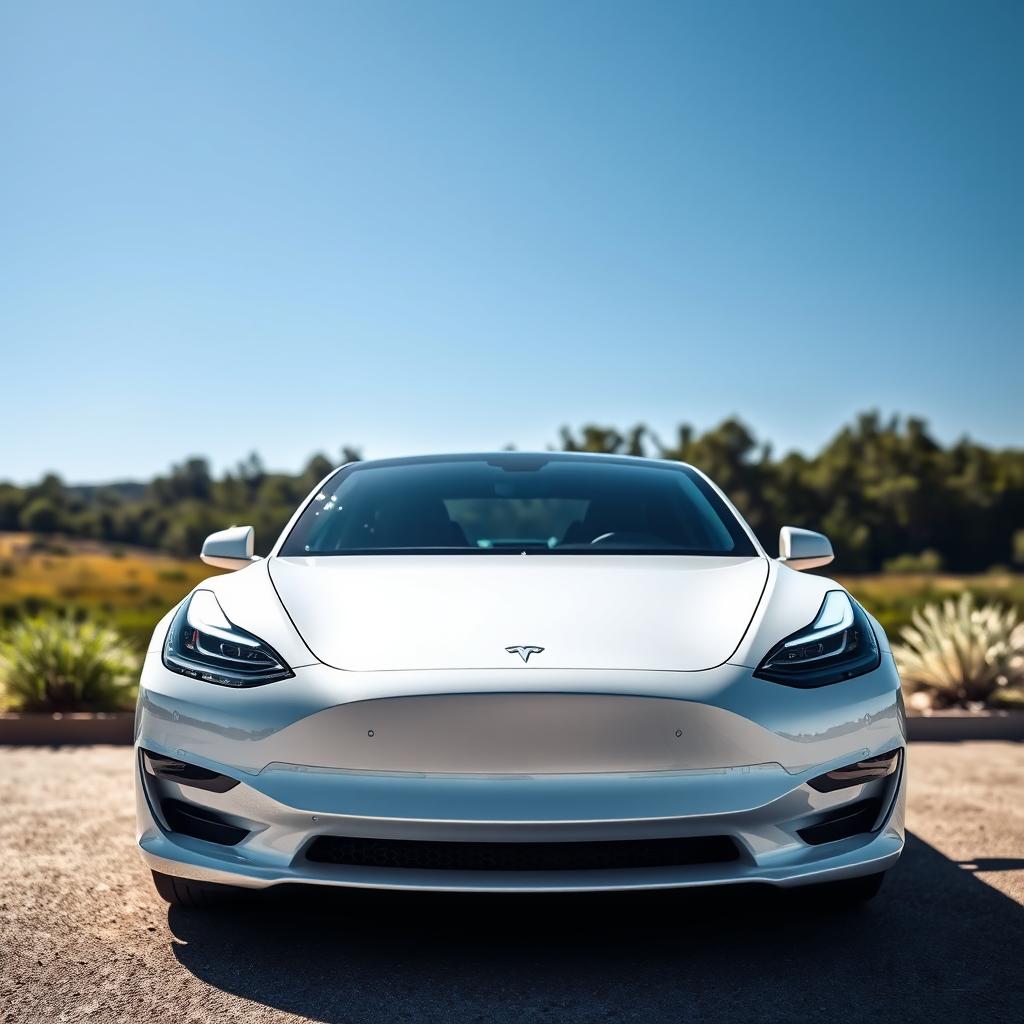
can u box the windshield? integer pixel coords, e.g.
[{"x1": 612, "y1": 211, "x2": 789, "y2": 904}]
[{"x1": 280, "y1": 454, "x2": 757, "y2": 557}]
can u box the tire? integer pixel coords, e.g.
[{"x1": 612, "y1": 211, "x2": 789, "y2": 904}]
[
  {"x1": 806, "y1": 870, "x2": 887, "y2": 908},
  {"x1": 151, "y1": 869, "x2": 242, "y2": 909}
]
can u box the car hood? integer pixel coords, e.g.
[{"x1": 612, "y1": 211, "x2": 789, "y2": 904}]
[{"x1": 268, "y1": 554, "x2": 769, "y2": 672}]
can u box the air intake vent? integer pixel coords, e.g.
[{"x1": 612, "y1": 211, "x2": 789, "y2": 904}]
[
  {"x1": 306, "y1": 834, "x2": 739, "y2": 872},
  {"x1": 797, "y1": 797, "x2": 884, "y2": 846},
  {"x1": 161, "y1": 799, "x2": 249, "y2": 846}
]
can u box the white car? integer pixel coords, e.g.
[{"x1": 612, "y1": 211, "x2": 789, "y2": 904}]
[{"x1": 136, "y1": 452, "x2": 905, "y2": 908}]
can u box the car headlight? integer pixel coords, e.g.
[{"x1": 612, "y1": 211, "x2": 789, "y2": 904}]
[
  {"x1": 754, "y1": 591, "x2": 880, "y2": 688},
  {"x1": 163, "y1": 590, "x2": 294, "y2": 687}
]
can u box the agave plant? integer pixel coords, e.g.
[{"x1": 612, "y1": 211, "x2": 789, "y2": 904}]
[
  {"x1": 0, "y1": 616, "x2": 139, "y2": 713},
  {"x1": 893, "y1": 593, "x2": 1024, "y2": 707}
]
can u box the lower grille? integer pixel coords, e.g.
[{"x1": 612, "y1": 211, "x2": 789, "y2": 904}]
[{"x1": 305, "y1": 834, "x2": 739, "y2": 872}]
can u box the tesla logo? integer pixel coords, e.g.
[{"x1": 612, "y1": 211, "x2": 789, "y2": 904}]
[{"x1": 506, "y1": 645, "x2": 544, "y2": 663}]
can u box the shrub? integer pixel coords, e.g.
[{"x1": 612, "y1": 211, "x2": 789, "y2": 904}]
[
  {"x1": 893, "y1": 593, "x2": 1024, "y2": 707},
  {"x1": 882, "y1": 549, "x2": 944, "y2": 574},
  {"x1": 0, "y1": 616, "x2": 139, "y2": 712}
]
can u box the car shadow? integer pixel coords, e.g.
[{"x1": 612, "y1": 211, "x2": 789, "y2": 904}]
[
  {"x1": 956, "y1": 857, "x2": 1024, "y2": 873},
  {"x1": 168, "y1": 832, "x2": 1024, "y2": 1024}
]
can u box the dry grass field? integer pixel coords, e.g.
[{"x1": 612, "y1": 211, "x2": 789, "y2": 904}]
[
  {"x1": 0, "y1": 533, "x2": 221, "y2": 647},
  {"x1": 838, "y1": 570, "x2": 1024, "y2": 636}
]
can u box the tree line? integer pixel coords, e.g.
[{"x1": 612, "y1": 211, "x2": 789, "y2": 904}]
[{"x1": 1, "y1": 414, "x2": 1021, "y2": 573}]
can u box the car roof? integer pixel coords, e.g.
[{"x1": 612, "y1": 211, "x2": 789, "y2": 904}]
[{"x1": 336, "y1": 451, "x2": 696, "y2": 472}]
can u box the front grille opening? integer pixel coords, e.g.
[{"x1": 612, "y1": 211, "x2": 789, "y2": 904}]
[
  {"x1": 305, "y1": 834, "x2": 739, "y2": 872},
  {"x1": 797, "y1": 797, "x2": 884, "y2": 846},
  {"x1": 161, "y1": 798, "x2": 249, "y2": 846}
]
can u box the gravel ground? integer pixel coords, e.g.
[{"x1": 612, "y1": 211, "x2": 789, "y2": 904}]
[{"x1": 1, "y1": 742, "x2": 1022, "y2": 1024}]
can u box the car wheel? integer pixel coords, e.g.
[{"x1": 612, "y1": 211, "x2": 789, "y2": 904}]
[
  {"x1": 151, "y1": 870, "x2": 242, "y2": 909},
  {"x1": 807, "y1": 870, "x2": 887, "y2": 908}
]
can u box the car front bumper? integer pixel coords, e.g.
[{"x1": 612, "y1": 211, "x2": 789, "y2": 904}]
[{"x1": 135, "y1": 655, "x2": 906, "y2": 893}]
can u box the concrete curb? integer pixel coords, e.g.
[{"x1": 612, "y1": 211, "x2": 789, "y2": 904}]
[
  {"x1": 1, "y1": 710, "x2": 1021, "y2": 746},
  {"x1": 0, "y1": 712, "x2": 135, "y2": 745},
  {"x1": 907, "y1": 710, "x2": 1024, "y2": 742}
]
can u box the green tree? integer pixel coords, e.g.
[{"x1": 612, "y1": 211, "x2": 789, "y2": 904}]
[{"x1": 19, "y1": 497, "x2": 63, "y2": 534}]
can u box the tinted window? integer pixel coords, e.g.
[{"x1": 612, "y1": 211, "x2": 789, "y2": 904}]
[{"x1": 280, "y1": 455, "x2": 757, "y2": 557}]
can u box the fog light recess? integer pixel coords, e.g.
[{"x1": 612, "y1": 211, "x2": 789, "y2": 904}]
[
  {"x1": 807, "y1": 749, "x2": 901, "y2": 794},
  {"x1": 141, "y1": 749, "x2": 239, "y2": 793}
]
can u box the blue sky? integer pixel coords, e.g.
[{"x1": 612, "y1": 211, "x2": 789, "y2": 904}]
[{"x1": 3, "y1": 0, "x2": 1021, "y2": 483}]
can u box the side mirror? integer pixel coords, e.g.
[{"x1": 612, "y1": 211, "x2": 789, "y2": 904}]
[
  {"x1": 778, "y1": 526, "x2": 834, "y2": 571},
  {"x1": 201, "y1": 525, "x2": 259, "y2": 570}
]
